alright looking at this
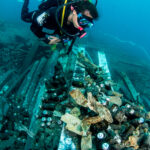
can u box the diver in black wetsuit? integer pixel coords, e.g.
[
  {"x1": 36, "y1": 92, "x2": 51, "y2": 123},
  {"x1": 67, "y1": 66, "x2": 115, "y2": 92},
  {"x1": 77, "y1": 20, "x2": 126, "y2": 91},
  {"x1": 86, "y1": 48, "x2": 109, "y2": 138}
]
[{"x1": 21, "y1": 0, "x2": 98, "y2": 45}]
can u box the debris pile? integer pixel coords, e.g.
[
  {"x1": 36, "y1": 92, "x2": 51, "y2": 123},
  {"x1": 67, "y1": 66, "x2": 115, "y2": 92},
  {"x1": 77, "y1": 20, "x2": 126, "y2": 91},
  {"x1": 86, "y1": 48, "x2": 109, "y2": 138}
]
[
  {"x1": 1, "y1": 51, "x2": 149, "y2": 150},
  {"x1": 34, "y1": 53, "x2": 150, "y2": 149},
  {"x1": 65, "y1": 53, "x2": 150, "y2": 150},
  {"x1": 0, "y1": 96, "x2": 31, "y2": 149}
]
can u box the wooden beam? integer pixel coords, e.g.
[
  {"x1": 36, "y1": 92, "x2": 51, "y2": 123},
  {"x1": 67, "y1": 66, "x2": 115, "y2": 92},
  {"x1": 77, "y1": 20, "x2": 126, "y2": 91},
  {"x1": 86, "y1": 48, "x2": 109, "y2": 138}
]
[
  {"x1": 120, "y1": 72, "x2": 140, "y2": 103},
  {"x1": 4, "y1": 65, "x2": 32, "y2": 98},
  {"x1": 23, "y1": 57, "x2": 47, "y2": 108}
]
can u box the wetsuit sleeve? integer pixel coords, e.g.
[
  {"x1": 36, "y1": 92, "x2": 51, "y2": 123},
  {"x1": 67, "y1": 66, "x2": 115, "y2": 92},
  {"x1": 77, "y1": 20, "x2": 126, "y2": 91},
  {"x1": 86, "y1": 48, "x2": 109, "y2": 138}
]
[{"x1": 30, "y1": 24, "x2": 50, "y2": 44}]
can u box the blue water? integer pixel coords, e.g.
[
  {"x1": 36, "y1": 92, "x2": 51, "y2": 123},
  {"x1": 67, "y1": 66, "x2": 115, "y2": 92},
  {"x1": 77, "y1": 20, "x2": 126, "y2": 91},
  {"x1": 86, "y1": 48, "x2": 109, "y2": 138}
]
[
  {"x1": 0, "y1": 0, "x2": 39, "y2": 23},
  {"x1": 93, "y1": 0, "x2": 150, "y2": 53},
  {"x1": 0, "y1": 1, "x2": 150, "y2": 149},
  {"x1": 0, "y1": 0, "x2": 150, "y2": 51}
]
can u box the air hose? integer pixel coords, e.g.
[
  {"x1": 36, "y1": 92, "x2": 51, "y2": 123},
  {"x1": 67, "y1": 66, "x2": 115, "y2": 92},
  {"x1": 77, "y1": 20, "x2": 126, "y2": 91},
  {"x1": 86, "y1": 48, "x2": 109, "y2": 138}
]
[
  {"x1": 55, "y1": 0, "x2": 98, "y2": 54},
  {"x1": 55, "y1": 0, "x2": 80, "y2": 37},
  {"x1": 55, "y1": 0, "x2": 98, "y2": 37}
]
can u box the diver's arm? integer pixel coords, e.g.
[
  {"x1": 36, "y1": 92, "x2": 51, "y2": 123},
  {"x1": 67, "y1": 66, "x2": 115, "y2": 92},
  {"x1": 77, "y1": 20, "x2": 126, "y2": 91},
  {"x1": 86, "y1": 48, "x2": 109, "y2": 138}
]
[
  {"x1": 30, "y1": 24, "x2": 61, "y2": 44},
  {"x1": 30, "y1": 24, "x2": 51, "y2": 44}
]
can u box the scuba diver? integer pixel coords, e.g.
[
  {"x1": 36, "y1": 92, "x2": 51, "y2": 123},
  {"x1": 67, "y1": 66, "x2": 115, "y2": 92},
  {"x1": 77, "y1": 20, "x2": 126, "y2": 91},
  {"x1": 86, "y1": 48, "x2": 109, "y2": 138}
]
[{"x1": 21, "y1": 0, "x2": 98, "y2": 46}]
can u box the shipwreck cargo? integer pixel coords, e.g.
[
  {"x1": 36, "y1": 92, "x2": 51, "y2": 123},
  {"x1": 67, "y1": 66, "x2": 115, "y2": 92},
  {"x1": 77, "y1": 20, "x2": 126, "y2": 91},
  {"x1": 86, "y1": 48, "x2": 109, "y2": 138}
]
[{"x1": 0, "y1": 45, "x2": 150, "y2": 150}]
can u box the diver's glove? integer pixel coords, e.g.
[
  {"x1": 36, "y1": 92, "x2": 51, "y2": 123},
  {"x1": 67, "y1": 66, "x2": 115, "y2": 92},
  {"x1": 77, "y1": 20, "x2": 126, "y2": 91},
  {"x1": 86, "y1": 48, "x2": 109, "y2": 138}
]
[{"x1": 77, "y1": 26, "x2": 87, "y2": 38}]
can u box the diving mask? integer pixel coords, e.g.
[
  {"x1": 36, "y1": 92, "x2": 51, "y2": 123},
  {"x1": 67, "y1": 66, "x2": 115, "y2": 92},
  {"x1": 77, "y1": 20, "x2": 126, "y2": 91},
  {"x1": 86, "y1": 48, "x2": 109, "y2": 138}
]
[{"x1": 77, "y1": 13, "x2": 94, "y2": 28}]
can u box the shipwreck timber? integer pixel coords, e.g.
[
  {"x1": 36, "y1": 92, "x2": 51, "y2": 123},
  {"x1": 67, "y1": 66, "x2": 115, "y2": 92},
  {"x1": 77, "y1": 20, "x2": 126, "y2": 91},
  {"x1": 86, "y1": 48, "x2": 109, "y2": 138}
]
[{"x1": 0, "y1": 45, "x2": 150, "y2": 150}]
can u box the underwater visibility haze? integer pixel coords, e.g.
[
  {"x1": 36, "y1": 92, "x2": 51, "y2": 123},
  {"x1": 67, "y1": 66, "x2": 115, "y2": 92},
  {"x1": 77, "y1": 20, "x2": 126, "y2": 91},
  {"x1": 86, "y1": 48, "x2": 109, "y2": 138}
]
[{"x1": 0, "y1": 0, "x2": 150, "y2": 149}]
